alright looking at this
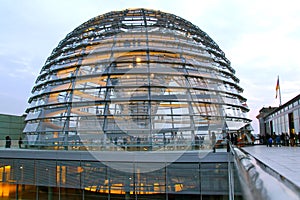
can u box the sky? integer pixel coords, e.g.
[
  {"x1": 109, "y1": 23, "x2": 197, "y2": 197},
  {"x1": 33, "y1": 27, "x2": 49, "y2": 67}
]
[{"x1": 0, "y1": 0, "x2": 299, "y2": 133}]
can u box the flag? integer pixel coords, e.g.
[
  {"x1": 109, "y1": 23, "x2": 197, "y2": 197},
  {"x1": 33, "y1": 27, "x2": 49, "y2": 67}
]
[{"x1": 275, "y1": 76, "x2": 280, "y2": 98}]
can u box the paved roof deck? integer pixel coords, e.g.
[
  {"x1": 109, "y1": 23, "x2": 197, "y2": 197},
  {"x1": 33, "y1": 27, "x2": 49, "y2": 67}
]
[{"x1": 241, "y1": 146, "x2": 300, "y2": 191}]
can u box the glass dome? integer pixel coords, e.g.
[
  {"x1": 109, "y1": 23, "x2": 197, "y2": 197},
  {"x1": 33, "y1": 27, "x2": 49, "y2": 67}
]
[{"x1": 24, "y1": 8, "x2": 250, "y2": 151}]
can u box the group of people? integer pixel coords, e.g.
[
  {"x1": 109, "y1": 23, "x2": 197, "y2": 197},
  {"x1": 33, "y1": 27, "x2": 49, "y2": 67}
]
[
  {"x1": 265, "y1": 132, "x2": 300, "y2": 147},
  {"x1": 4, "y1": 136, "x2": 23, "y2": 148}
]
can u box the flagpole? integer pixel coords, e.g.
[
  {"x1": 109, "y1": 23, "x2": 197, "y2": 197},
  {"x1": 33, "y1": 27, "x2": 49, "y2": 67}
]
[{"x1": 279, "y1": 80, "x2": 282, "y2": 106}]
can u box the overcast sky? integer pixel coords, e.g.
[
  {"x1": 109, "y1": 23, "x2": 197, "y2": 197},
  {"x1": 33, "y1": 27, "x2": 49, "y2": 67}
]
[{"x1": 0, "y1": 0, "x2": 299, "y2": 133}]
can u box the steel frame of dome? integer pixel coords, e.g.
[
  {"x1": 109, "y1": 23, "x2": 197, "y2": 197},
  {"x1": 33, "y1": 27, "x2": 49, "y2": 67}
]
[{"x1": 24, "y1": 8, "x2": 250, "y2": 150}]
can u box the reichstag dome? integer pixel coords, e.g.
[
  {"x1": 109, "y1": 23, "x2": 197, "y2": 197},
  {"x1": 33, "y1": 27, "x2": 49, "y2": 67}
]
[{"x1": 24, "y1": 8, "x2": 251, "y2": 151}]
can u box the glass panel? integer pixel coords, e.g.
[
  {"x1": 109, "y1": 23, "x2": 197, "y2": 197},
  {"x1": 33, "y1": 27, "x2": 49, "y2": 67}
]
[
  {"x1": 82, "y1": 162, "x2": 107, "y2": 190},
  {"x1": 200, "y1": 163, "x2": 228, "y2": 194},
  {"x1": 25, "y1": 110, "x2": 41, "y2": 120},
  {"x1": 135, "y1": 163, "x2": 166, "y2": 194},
  {"x1": 167, "y1": 163, "x2": 200, "y2": 193},
  {"x1": 23, "y1": 122, "x2": 39, "y2": 132},
  {"x1": 57, "y1": 161, "x2": 82, "y2": 188}
]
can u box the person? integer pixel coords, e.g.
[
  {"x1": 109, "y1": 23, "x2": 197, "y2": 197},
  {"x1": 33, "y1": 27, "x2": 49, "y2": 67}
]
[
  {"x1": 194, "y1": 135, "x2": 200, "y2": 150},
  {"x1": 251, "y1": 135, "x2": 255, "y2": 145},
  {"x1": 295, "y1": 133, "x2": 299, "y2": 146},
  {"x1": 136, "y1": 136, "x2": 141, "y2": 150},
  {"x1": 113, "y1": 137, "x2": 118, "y2": 150},
  {"x1": 266, "y1": 134, "x2": 270, "y2": 147},
  {"x1": 123, "y1": 137, "x2": 127, "y2": 145},
  {"x1": 18, "y1": 137, "x2": 23, "y2": 148},
  {"x1": 212, "y1": 132, "x2": 216, "y2": 153},
  {"x1": 268, "y1": 137, "x2": 273, "y2": 147},
  {"x1": 5, "y1": 136, "x2": 11, "y2": 148},
  {"x1": 114, "y1": 137, "x2": 118, "y2": 145},
  {"x1": 275, "y1": 135, "x2": 281, "y2": 147},
  {"x1": 290, "y1": 132, "x2": 295, "y2": 147},
  {"x1": 233, "y1": 134, "x2": 238, "y2": 145},
  {"x1": 226, "y1": 133, "x2": 230, "y2": 152},
  {"x1": 280, "y1": 133, "x2": 285, "y2": 146},
  {"x1": 285, "y1": 133, "x2": 290, "y2": 146}
]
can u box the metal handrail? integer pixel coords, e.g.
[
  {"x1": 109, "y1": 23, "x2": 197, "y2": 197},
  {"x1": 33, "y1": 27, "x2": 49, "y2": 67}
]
[
  {"x1": 0, "y1": 139, "x2": 220, "y2": 152},
  {"x1": 230, "y1": 144, "x2": 299, "y2": 200}
]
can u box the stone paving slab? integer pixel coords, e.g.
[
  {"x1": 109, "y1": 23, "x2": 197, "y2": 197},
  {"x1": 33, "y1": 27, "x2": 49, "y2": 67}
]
[{"x1": 241, "y1": 146, "x2": 300, "y2": 189}]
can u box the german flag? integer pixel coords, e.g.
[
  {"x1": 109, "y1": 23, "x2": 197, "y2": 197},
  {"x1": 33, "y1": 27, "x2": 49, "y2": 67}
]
[{"x1": 275, "y1": 76, "x2": 280, "y2": 98}]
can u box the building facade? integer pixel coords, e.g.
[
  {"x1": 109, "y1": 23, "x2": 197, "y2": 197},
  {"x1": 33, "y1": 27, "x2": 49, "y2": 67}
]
[
  {"x1": 257, "y1": 94, "x2": 300, "y2": 141},
  {"x1": 0, "y1": 113, "x2": 25, "y2": 140},
  {"x1": 0, "y1": 150, "x2": 243, "y2": 199},
  {"x1": 15, "y1": 8, "x2": 252, "y2": 199}
]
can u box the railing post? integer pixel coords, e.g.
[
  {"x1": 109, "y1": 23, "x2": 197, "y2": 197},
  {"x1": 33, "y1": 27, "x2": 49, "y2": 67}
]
[{"x1": 228, "y1": 140, "x2": 234, "y2": 200}]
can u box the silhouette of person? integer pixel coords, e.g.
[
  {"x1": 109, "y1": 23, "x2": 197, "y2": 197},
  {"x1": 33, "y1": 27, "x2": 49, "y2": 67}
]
[
  {"x1": 194, "y1": 135, "x2": 200, "y2": 150},
  {"x1": 212, "y1": 132, "x2": 216, "y2": 153},
  {"x1": 18, "y1": 137, "x2": 23, "y2": 148},
  {"x1": 136, "y1": 136, "x2": 141, "y2": 150},
  {"x1": 5, "y1": 136, "x2": 11, "y2": 148}
]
